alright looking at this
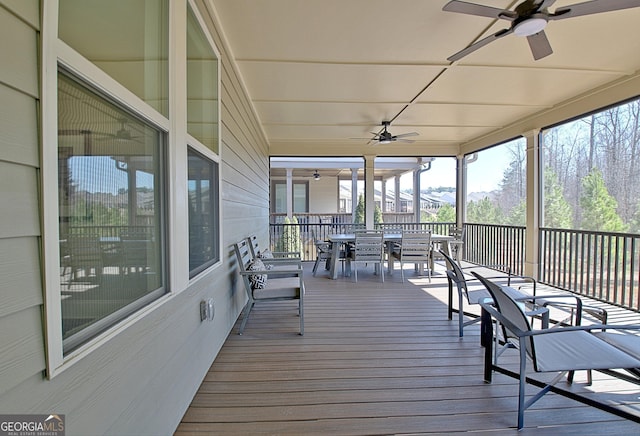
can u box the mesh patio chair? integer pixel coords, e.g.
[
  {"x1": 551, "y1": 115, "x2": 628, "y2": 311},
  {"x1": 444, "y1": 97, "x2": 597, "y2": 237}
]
[
  {"x1": 472, "y1": 271, "x2": 640, "y2": 429},
  {"x1": 448, "y1": 225, "x2": 465, "y2": 261},
  {"x1": 440, "y1": 249, "x2": 598, "y2": 338}
]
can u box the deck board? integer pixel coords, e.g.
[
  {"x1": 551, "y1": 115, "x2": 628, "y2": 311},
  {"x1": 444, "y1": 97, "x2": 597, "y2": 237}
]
[{"x1": 175, "y1": 262, "x2": 640, "y2": 434}]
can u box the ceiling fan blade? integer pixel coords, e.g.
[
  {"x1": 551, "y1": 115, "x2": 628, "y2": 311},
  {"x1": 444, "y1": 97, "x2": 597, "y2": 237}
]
[
  {"x1": 552, "y1": 0, "x2": 640, "y2": 20},
  {"x1": 394, "y1": 132, "x2": 419, "y2": 139},
  {"x1": 539, "y1": 0, "x2": 558, "y2": 9},
  {"x1": 442, "y1": 1, "x2": 510, "y2": 19},
  {"x1": 396, "y1": 139, "x2": 416, "y2": 143},
  {"x1": 527, "y1": 30, "x2": 553, "y2": 60},
  {"x1": 447, "y1": 28, "x2": 513, "y2": 62}
]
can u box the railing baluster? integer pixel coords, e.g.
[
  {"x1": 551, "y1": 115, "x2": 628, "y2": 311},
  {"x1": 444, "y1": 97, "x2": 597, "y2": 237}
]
[
  {"x1": 272, "y1": 218, "x2": 639, "y2": 312},
  {"x1": 537, "y1": 227, "x2": 639, "y2": 312}
]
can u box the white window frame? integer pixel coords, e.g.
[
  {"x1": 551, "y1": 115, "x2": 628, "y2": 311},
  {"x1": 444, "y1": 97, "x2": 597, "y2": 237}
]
[
  {"x1": 186, "y1": 1, "x2": 223, "y2": 283},
  {"x1": 41, "y1": 0, "x2": 222, "y2": 377}
]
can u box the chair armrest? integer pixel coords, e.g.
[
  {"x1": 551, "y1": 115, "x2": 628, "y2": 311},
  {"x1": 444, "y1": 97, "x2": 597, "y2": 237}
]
[
  {"x1": 272, "y1": 250, "x2": 302, "y2": 258},
  {"x1": 240, "y1": 268, "x2": 303, "y2": 278},
  {"x1": 261, "y1": 257, "x2": 302, "y2": 265},
  {"x1": 481, "y1": 300, "x2": 638, "y2": 339},
  {"x1": 522, "y1": 323, "x2": 640, "y2": 337}
]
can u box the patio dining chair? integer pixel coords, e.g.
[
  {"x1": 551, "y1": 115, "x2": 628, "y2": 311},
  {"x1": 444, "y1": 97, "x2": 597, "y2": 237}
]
[
  {"x1": 473, "y1": 272, "x2": 640, "y2": 430},
  {"x1": 66, "y1": 234, "x2": 104, "y2": 287},
  {"x1": 233, "y1": 238, "x2": 304, "y2": 335},
  {"x1": 391, "y1": 229, "x2": 432, "y2": 283},
  {"x1": 348, "y1": 229, "x2": 385, "y2": 282},
  {"x1": 448, "y1": 225, "x2": 465, "y2": 261},
  {"x1": 312, "y1": 238, "x2": 346, "y2": 277}
]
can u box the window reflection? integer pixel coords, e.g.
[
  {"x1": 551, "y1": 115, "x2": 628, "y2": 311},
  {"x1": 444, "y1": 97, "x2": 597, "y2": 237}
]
[{"x1": 58, "y1": 71, "x2": 166, "y2": 353}]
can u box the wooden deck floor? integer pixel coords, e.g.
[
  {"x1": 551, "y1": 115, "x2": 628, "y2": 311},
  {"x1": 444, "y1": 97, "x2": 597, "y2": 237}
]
[{"x1": 175, "y1": 262, "x2": 640, "y2": 435}]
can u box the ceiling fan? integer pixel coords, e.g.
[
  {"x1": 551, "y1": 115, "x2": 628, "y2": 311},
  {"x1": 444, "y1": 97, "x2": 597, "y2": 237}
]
[
  {"x1": 369, "y1": 121, "x2": 418, "y2": 144},
  {"x1": 443, "y1": 0, "x2": 640, "y2": 61},
  {"x1": 97, "y1": 118, "x2": 142, "y2": 142}
]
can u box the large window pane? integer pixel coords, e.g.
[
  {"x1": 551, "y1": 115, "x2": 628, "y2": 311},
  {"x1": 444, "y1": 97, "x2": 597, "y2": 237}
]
[
  {"x1": 58, "y1": 71, "x2": 166, "y2": 353},
  {"x1": 188, "y1": 148, "x2": 220, "y2": 277},
  {"x1": 187, "y1": 6, "x2": 219, "y2": 153},
  {"x1": 293, "y1": 183, "x2": 308, "y2": 213},
  {"x1": 466, "y1": 138, "x2": 527, "y2": 225},
  {"x1": 58, "y1": 0, "x2": 169, "y2": 116},
  {"x1": 542, "y1": 98, "x2": 640, "y2": 231}
]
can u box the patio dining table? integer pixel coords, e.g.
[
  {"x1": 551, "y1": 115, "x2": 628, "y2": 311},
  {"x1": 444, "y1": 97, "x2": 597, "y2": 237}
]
[{"x1": 327, "y1": 232, "x2": 454, "y2": 280}]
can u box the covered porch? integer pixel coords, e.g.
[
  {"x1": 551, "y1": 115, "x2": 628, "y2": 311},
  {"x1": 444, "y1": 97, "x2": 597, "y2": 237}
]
[{"x1": 176, "y1": 262, "x2": 640, "y2": 434}]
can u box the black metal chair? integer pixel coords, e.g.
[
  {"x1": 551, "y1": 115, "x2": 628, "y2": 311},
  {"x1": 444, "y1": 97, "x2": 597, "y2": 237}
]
[{"x1": 473, "y1": 271, "x2": 640, "y2": 430}]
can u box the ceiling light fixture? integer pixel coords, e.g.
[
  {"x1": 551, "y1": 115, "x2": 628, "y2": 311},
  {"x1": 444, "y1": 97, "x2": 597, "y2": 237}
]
[
  {"x1": 313, "y1": 170, "x2": 320, "y2": 181},
  {"x1": 513, "y1": 16, "x2": 548, "y2": 37}
]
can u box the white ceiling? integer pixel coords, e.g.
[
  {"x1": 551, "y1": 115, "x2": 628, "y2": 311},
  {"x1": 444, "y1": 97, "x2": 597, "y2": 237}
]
[{"x1": 209, "y1": 0, "x2": 640, "y2": 154}]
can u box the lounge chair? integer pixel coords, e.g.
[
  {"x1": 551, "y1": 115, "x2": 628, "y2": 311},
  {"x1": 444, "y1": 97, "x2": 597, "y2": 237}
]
[{"x1": 473, "y1": 271, "x2": 640, "y2": 429}]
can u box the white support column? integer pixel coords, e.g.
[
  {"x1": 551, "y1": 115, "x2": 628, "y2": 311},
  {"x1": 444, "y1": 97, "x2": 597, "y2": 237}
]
[
  {"x1": 351, "y1": 168, "x2": 358, "y2": 223},
  {"x1": 525, "y1": 130, "x2": 540, "y2": 278},
  {"x1": 394, "y1": 176, "x2": 401, "y2": 212},
  {"x1": 286, "y1": 168, "x2": 293, "y2": 218},
  {"x1": 413, "y1": 169, "x2": 421, "y2": 223},
  {"x1": 456, "y1": 155, "x2": 465, "y2": 227},
  {"x1": 364, "y1": 155, "x2": 375, "y2": 228},
  {"x1": 381, "y1": 179, "x2": 387, "y2": 213}
]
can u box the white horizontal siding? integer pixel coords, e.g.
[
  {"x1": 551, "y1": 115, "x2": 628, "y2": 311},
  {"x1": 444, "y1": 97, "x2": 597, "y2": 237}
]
[
  {"x1": 0, "y1": 161, "x2": 40, "y2": 238},
  {"x1": 0, "y1": 308, "x2": 46, "y2": 394},
  {"x1": 0, "y1": 237, "x2": 42, "y2": 318},
  {"x1": 0, "y1": 4, "x2": 38, "y2": 96},
  {"x1": 0, "y1": 0, "x2": 45, "y2": 400},
  {"x1": 0, "y1": 85, "x2": 39, "y2": 166},
  {"x1": 0, "y1": 0, "x2": 39, "y2": 30}
]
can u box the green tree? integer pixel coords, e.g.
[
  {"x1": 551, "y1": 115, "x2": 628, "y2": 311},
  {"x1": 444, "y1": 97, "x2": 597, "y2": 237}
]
[
  {"x1": 354, "y1": 194, "x2": 365, "y2": 224},
  {"x1": 435, "y1": 204, "x2": 456, "y2": 223},
  {"x1": 354, "y1": 194, "x2": 383, "y2": 225},
  {"x1": 467, "y1": 197, "x2": 503, "y2": 224},
  {"x1": 580, "y1": 169, "x2": 627, "y2": 232},
  {"x1": 279, "y1": 216, "x2": 302, "y2": 253},
  {"x1": 505, "y1": 200, "x2": 526, "y2": 226},
  {"x1": 374, "y1": 203, "x2": 383, "y2": 225},
  {"x1": 630, "y1": 202, "x2": 640, "y2": 233},
  {"x1": 543, "y1": 167, "x2": 573, "y2": 228}
]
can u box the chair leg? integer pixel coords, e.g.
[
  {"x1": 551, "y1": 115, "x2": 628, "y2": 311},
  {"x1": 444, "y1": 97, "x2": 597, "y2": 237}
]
[
  {"x1": 517, "y1": 344, "x2": 527, "y2": 430},
  {"x1": 299, "y1": 299, "x2": 304, "y2": 336},
  {"x1": 400, "y1": 261, "x2": 405, "y2": 283},
  {"x1": 238, "y1": 301, "x2": 255, "y2": 335},
  {"x1": 458, "y1": 291, "x2": 465, "y2": 337},
  {"x1": 312, "y1": 257, "x2": 321, "y2": 276}
]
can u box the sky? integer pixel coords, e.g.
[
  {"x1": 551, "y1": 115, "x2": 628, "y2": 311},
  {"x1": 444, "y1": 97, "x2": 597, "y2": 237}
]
[{"x1": 402, "y1": 146, "x2": 516, "y2": 193}]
